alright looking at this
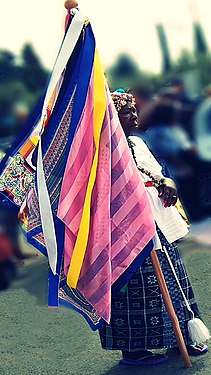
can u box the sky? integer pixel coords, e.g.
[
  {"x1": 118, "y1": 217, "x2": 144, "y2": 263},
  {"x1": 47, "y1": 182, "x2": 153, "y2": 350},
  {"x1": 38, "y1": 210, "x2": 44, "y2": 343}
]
[{"x1": 0, "y1": 0, "x2": 211, "y2": 73}]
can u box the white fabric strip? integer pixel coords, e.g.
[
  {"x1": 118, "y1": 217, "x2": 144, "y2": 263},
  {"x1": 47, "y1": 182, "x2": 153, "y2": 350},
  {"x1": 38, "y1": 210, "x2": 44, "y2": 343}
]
[
  {"x1": 37, "y1": 10, "x2": 86, "y2": 275},
  {"x1": 41, "y1": 10, "x2": 86, "y2": 120}
]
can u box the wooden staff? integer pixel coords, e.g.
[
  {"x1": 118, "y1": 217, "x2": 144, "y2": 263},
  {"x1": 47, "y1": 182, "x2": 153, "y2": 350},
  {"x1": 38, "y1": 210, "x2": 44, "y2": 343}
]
[{"x1": 150, "y1": 248, "x2": 192, "y2": 368}]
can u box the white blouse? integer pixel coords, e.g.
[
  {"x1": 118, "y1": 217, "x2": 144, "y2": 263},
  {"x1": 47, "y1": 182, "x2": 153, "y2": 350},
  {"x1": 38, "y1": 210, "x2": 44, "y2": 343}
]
[{"x1": 129, "y1": 136, "x2": 189, "y2": 249}]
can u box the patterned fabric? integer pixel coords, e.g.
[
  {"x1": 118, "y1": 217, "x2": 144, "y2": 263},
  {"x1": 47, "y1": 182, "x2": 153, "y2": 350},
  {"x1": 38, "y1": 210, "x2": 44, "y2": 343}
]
[
  {"x1": 99, "y1": 229, "x2": 200, "y2": 350},
  {"x1": 0, "y1": 153, "x2": 34, "y2": 206},
  {"x1": 59, "y1": 283, "x2": 102, "y2": 330}
]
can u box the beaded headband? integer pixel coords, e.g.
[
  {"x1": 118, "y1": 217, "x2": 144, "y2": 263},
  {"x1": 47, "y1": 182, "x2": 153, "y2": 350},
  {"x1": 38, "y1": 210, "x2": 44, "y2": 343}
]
[{"x1": 111, "y1": 91, "x2": 136, "y2": 112}]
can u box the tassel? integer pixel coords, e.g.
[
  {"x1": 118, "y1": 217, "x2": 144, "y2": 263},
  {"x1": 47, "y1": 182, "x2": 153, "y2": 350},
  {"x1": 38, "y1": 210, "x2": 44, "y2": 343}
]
[{"x1": 188, "y1": 318, "x2": 210, "y2": 343}]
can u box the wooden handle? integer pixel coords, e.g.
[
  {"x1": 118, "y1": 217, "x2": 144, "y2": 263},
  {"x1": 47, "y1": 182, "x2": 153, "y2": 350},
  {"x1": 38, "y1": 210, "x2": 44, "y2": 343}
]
[{"x1": 150, "y1": 248, "x2": 192, "y2": 368}]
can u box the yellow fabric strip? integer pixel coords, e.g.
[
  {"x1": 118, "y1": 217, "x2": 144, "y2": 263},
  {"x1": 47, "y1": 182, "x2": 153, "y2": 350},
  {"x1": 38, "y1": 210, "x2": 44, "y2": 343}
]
[
  {"x1": 47, "y1": 85, "x2": 58, "y2": 113},
  {"x1": 67, "y1": 49, "x2": 106, "y2": 287}
]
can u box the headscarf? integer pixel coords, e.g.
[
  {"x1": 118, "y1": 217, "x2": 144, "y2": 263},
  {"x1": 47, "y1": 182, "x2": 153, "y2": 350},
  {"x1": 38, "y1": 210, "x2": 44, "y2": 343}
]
[{"x1": 111, "y1": 91, "x2": 136, "y2": 112}]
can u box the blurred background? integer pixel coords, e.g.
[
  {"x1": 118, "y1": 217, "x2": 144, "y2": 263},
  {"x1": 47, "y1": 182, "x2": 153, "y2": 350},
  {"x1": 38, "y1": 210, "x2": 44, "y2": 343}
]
[{"x1": 0, "y1": 0, "x2": 211, "y2": 290}]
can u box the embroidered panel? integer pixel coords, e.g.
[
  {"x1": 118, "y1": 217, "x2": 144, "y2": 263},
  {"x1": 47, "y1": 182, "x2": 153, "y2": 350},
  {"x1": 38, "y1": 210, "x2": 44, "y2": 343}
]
[
  {"x1": 0, "y1": 153, "x2": 34, "y2": 206},
  {"x1": 26, "y1": 91, "x2": 75, "y2": 236}
]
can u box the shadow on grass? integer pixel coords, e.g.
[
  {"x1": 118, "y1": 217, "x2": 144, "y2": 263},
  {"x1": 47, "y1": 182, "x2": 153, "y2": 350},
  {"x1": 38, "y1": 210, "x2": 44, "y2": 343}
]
[
  {"x1": 100, "y1": 354, "x2": 207, "y2": 375},
  {"x1": 14, "y1": 255, "x2": 48, "y2": 305}
]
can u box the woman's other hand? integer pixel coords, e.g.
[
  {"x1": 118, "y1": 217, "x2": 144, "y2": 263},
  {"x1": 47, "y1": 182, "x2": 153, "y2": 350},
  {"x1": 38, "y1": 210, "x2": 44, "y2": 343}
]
[{"x1": 157, "y1": 177, "x2": 178, "y2": 207}]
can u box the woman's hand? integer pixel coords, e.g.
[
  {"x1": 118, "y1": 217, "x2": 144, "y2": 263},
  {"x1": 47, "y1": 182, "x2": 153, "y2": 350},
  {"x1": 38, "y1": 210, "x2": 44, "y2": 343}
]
[{"x1": 157, "y1": 177, "x2": 178, "y2": 207}]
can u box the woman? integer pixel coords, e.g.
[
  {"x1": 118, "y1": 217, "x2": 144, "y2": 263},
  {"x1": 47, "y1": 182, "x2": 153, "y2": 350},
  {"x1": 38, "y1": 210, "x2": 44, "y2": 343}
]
[{"x1": 98, "y1": 91, "x2": 208, "y2": 366}]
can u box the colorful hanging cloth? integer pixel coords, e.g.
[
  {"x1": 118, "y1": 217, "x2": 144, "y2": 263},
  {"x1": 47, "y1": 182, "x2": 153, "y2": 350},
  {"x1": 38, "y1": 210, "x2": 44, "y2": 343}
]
[{"x1": 0, "y1": 10, "x2": 155, "y2": 328}]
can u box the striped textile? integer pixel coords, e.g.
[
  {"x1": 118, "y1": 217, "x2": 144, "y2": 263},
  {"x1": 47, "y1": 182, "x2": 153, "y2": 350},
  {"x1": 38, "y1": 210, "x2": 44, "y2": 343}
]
[{"x1": 57, "y1": 70, "x2": 155, "y2": 321}]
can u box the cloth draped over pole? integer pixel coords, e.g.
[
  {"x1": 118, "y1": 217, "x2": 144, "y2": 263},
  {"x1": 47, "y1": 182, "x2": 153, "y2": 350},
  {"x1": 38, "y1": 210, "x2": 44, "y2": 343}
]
[{"x1": 0, "y1": 10, "x2": 155, "y2": 327}]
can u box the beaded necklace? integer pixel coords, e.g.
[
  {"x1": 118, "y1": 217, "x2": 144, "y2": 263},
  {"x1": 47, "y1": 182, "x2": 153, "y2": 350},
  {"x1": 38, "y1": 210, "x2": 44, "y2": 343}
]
[{"x1": 127, "y1": 138, "x2": 164, "y2": 189}]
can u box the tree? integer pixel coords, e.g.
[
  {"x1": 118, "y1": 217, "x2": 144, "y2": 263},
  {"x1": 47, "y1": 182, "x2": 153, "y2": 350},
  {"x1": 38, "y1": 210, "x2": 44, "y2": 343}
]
[
  {"x1": 21, "y1": 43, "x2": 48, "y2": 93},
  {"x1": 156, "y1": 24, "x2": 172, "y2": 74},
  {"x1": 0, "y1": 50, "x2": 22, "y2": 82},
  {"x1": 193, "y1": 22, "x2": 208, "y2": 56},
  {"x1": 106, "y1": 53, "x2": 142, "y2": 91},
  {"x1": 0, "y1": 44, "x2": 49, "y2": 126}
]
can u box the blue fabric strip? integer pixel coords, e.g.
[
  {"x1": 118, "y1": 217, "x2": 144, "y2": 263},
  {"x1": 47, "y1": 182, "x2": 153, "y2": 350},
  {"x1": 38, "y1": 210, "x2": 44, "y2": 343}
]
[
  {"x1": 112, "y1": 240, "x2": 154, "y2": 294},
  {"x1": 66, "y1": 23, "x2": 95, "y2": 150},
  {"x1": 43, "y1": 24, "x2": 96, "y2": 310},
  {"x1": 48, "y1": 270, "x2": 60, "y2": 307},
  {"x1": 48, "y1": 216, "x2": 65, "y2": 306},
  {"x1": 46, "y1": 24, "x2": 95, "y2": 307}
]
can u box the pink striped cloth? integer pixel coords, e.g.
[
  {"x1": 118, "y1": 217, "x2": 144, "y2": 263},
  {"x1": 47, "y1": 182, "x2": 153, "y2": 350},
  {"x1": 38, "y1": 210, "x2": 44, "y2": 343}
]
[{"x1": 57, "y1": 79, "x2": 155, "y2": 322}]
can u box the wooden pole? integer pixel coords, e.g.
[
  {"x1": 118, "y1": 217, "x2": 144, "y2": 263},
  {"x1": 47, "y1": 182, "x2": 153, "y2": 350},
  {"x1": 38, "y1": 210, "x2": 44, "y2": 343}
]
[{"x1": 150, "y1": 248, "x2": 192, "y2": 368}]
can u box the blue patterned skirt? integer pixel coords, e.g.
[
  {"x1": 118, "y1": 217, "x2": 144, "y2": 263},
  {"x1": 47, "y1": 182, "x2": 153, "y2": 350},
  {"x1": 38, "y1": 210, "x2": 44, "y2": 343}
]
[{"x1": 98, "y1": 229, "x2": 200, "y2": 351}]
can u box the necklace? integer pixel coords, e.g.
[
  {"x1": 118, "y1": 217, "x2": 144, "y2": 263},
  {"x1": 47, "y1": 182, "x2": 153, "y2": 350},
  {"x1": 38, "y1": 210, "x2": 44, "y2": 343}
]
[{"x1": 127, "y1": 138, "x2": 164, "y2": 189}]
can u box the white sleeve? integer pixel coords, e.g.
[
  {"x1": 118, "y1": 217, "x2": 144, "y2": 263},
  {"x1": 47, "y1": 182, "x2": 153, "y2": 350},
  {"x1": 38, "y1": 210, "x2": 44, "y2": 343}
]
[{"x1": 129, "y1": 136, "x2": 163, "y2": 177}]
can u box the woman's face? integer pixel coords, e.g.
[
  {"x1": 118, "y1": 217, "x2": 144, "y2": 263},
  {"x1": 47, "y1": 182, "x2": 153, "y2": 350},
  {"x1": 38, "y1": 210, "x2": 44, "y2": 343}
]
[{"x1": 118, "y1": 102, "x2": 138, "y2": 136}]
